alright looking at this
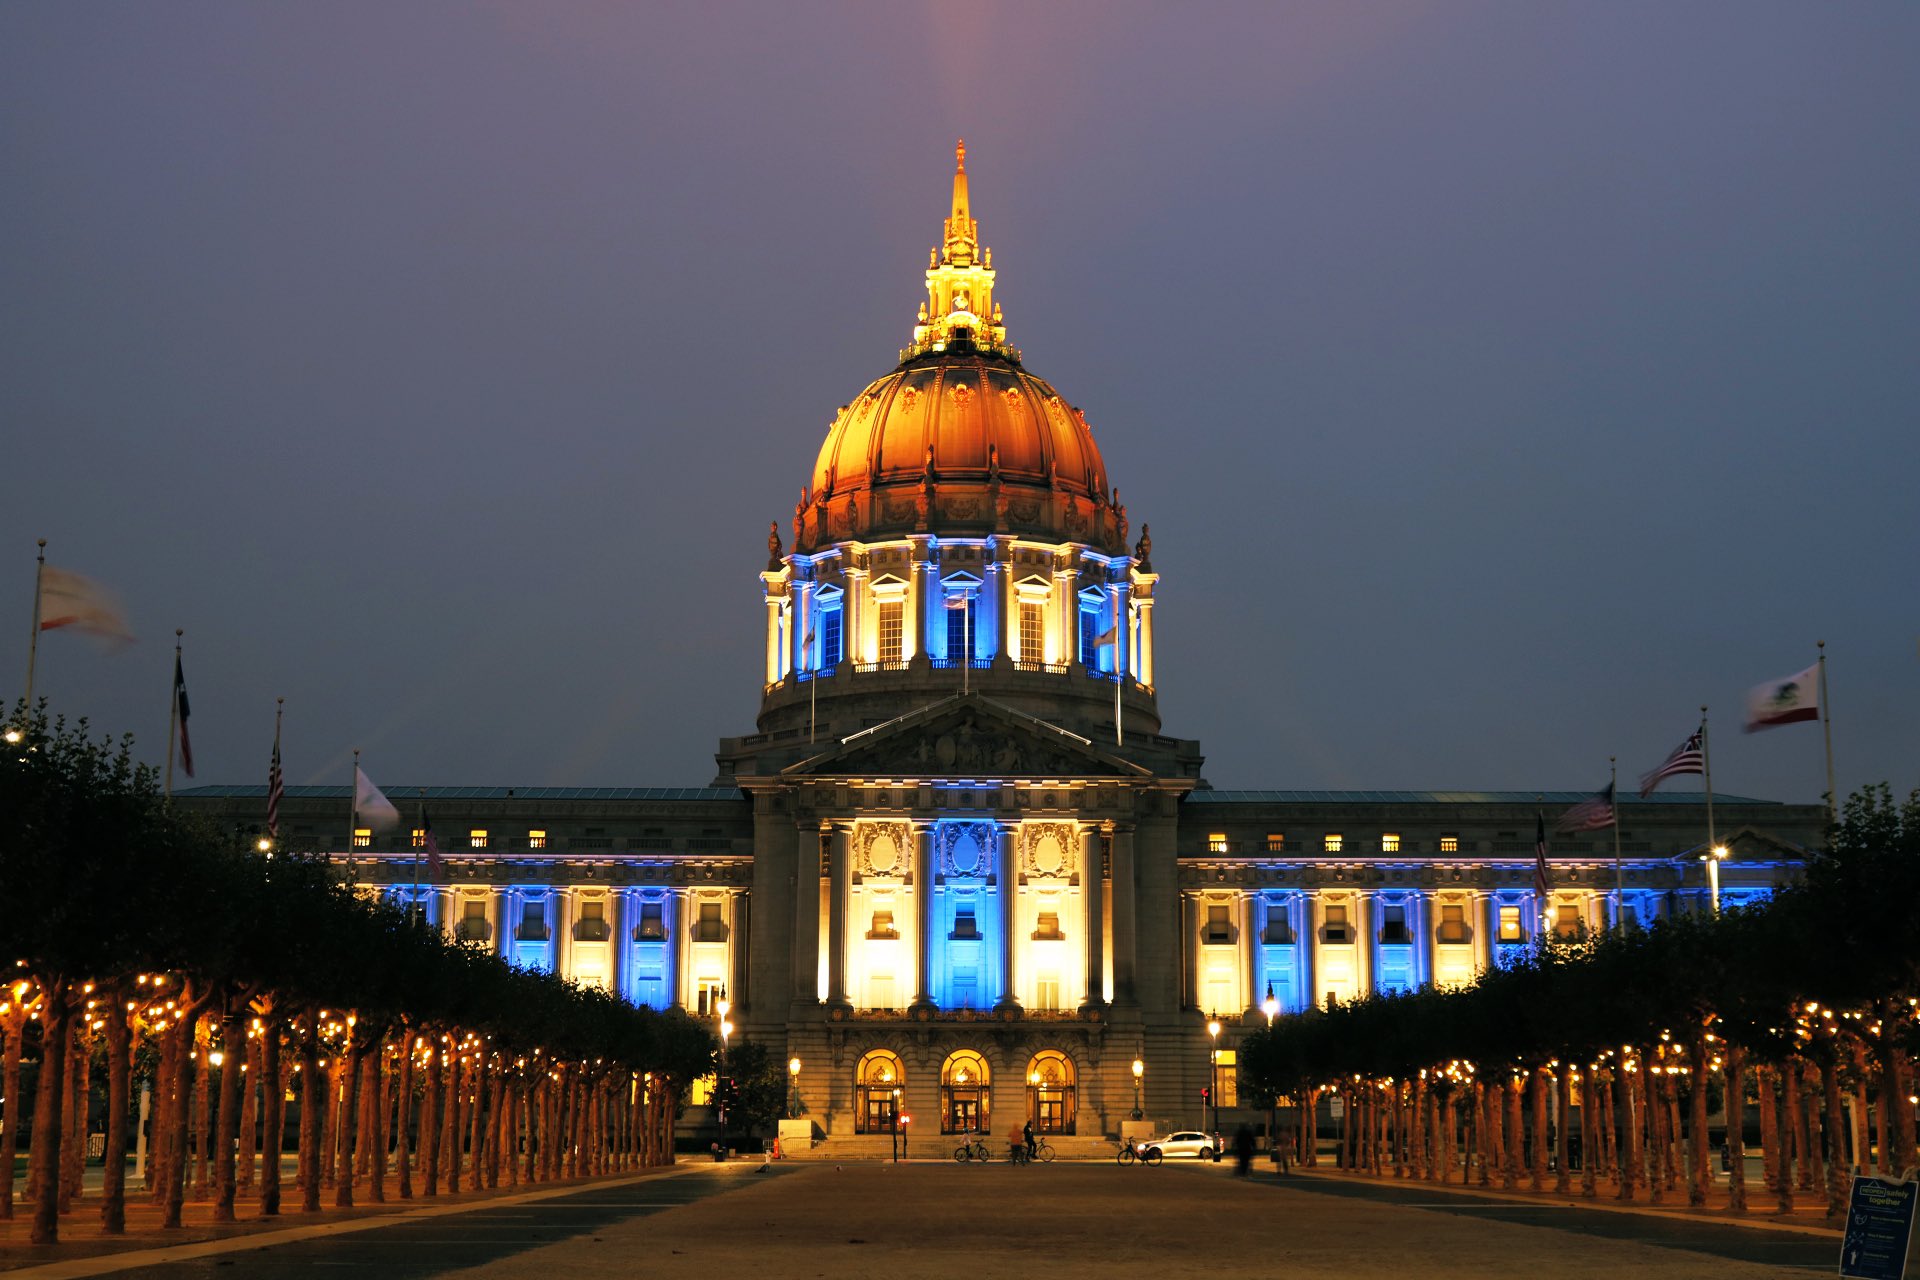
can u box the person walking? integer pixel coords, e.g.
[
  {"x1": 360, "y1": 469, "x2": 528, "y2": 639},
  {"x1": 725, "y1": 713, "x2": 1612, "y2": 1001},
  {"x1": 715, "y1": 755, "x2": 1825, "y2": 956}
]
[
  {"x1": 1233, "y1": 1124, "x2": 1255, "y2": 1176},
  {"x1": 1023, "y1": 1119, "x2": 1037, "y2": 1162}
]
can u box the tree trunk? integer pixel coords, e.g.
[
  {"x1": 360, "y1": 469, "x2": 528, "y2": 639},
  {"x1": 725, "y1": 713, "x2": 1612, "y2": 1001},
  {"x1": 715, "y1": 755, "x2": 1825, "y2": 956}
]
[
  {"x1": 261, "y1": 1017, "x2": 284, "y2": 1217},
  {"x1": 0, "y1": 1006, "x2": 26, "y2": 1220},
  {"x1": 237, "y1": 1027, "x2": 260, "y2": 1194},
  {"x1": 1579, "y1": 1070, "x2": 1597, "y2": 1198},
  {"x1": 334, "y1": 1037, "x2": 365, "y2": 1208},
  {"x1": 1528, "y1": 1069, "x2": 1546, "y2": 1192},
  {"x1": 298, "y1": 1020, "x2": 322, "y2": 1213},
  {"x1": 99, "y1": 992, "x2": 132, "y2": 1233},
  {"x1": 214, "y1": 1010, "x2": 245, "y2": 1221},
  {"x1": 1757, "y1": 1064, "x2": 1779, "y2": 1194},
  {"x1": 366, "y1": 1040, "x2": 387, "y2": 1203},
  {"x1": 423, "y1": 1038, "x2": 443, "y2": 1197},
  {"x1": 1791, "y1": 1061, "x2": 1816, "y2": 1192},
  {"x1": 467, "y1": 1052, "x2": 488, "y2": 1187},
  {"x1": 1822, "y1": 1058, "x2": 1847, "y2": 1221},
  {"x1": 443, "y1": 1047, "x2": 463, "y2": 1194},
  {"x1": 394, "y1": 1031, "x2": 415, "y2": 1200},
  {"x1": 1725, "y1": 1043, "x2": 1747, "y2": 1212},
  {"x1": 1773, "y1": 1064, "x2": 1795, "y2": 1215},
  {"x1": 1614, "y1": 1063, "x2": 1635, "y2": 1201},
  {"x1": 59, "y1": 1017, "x2": 86, "y2": 1213},
  {"x1": 1554, "y1": 1063, "x2": 1571, "y2": 1194},
  {"x1": 1688, "y1": 1034, "x2": 1711, "y2": 1207},
  {"x1": 149, "y1": 1014, "x2": 180, "y2": 1205},
  {"x1": 1876, "y1": 1024, "x2": 1917, "y2": 1175},
  {"x1": 1648, "y1": 1070, "x2": 1667, "y2": 1205},
  {"x1": 487, "y1": 1072, "x2": 506, "y2": 1188},
  {"x1": 26, "y1": 983, "x2": 73, "y2": 1244},
  {"x1": 163, "y1": 1009, "x2": 205, "y2": 1229}
]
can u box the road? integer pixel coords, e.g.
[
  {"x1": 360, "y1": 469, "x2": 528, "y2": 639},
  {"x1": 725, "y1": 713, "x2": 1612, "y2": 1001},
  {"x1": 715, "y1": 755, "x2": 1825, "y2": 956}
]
[{"x1": 13, "y1": 1161, "x2": 1841, "y2": 1279}]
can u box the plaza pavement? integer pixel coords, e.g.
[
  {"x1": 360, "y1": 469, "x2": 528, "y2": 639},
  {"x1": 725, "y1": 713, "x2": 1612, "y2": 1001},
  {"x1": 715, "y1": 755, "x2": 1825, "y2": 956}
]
[{"x1": 1, "y1": 1158, "x2": 1847, "y2": 1279}]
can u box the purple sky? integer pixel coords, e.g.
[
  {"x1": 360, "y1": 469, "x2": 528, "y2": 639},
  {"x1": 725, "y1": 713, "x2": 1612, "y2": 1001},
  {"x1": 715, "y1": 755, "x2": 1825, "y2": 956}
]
[{"x1": 4, "y1": 3, "x2": 1915, "y2": 803}]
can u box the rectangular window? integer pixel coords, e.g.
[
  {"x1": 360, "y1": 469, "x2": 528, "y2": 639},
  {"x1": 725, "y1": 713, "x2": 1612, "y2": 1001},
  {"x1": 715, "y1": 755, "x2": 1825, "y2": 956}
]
[
  {"x1": 1437, "y1": 903, "x2": 1469, "y2": 944},
  {"x1": 1033, "y1": 911, "x2": 1064, "y2": 941},
  {"x1": 1323, "y1": 833, "x2": 1343, "y2": 854},
  {"x1": 868, "y1": 909, "x2": 898, "y2": 940},
  {"x1": 1078, "y1": 607, "x2": 1100, "y2": 667},
  {"x1": 1323, "y1": 904, "x2": 1350, "y2": 943},
  {"x1": 694, "y1": 900, "x2": 728, "y2": 942},
  {"x1": 1207, "y1": 832, "x2": 1229, "y2": 854},
  {"x1": 574, "y1": 899, "x2": 611, "y2": 942},
  {"x1": 1203, "y1": 904, "x2": 1234, "y2": 944},
  {"x1": 456, "y1": 899, "x2": 490, "y2": 942},
  {"x1": 1497, "y1": 905, "x2": 1523, "y2": 942},
  {"x1": 468, "y1": 829, "x2": 489, "y2": 850},
  {"x1": 1035, "y1": 975, "x2": 1061, "y2": 1011},
  {"x1": 353, "y1": 828, "x2": 372, "y2": 850},
  {"x1": 528, "y1": 828, "x2": 547, "y2": 850},
  {"x1": 950, "y1": 901, "x2": 979, "y2": 940},
  {"x1": 1018, "y1": 601, "x2": 1044, "y2": 661},
  {"x1": 1380, "y1": 904, "x2": 1409, "y2": 943},
  {"x1": 410, "y1": 828, "x2": 426, "y2": 849},
  {"x1": 944, "y1": 597, "x2": 974, "y2": 661},
  {"x1": 878, "y1": 601, "x2": 904, "y2": 663},
  {"x1": 1555, "y1": 903, "x2": 1581, "y2": 939},
  {"x1": 636, "y1": 900, "x2": 666, "y2": 939},
  {"x1": 516, "y1": 900, "x2": 548, "y2": 942},
  {"x1": 1265, "y1": 833, "x2": 1286, "y2": 853},
  {"x1": 1381, "y1": 832, "x2": 1401, "y2": 853},
  {"x1": 1262, "y1": 905, "x2": 1293, "y2": 944},
  {"x1": 1439, "y1": 834, "x2": 1460, "y2": 853},
  {"x1": 821, "y1": 607, "x2": 843, "y2": 669}
]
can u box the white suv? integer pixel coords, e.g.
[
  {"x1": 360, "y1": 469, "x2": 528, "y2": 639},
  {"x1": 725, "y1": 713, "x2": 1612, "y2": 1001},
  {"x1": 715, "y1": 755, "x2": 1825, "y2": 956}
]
[{"x1": 1144, "y1": 1131, "x2": 1222, "y2": 1161}]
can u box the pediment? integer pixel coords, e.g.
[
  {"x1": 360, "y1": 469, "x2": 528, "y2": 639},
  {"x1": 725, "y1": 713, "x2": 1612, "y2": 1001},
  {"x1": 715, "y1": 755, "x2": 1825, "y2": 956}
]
[
  {"x1": 1683, "y1": 826, "x2": 1812, "y2": 861},
  {"x1": 783, "y1": 695, "x2": 1151, "y2": 780}
]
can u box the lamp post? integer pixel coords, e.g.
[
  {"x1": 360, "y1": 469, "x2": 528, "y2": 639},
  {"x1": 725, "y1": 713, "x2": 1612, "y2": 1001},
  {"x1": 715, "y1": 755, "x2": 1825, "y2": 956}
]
[
  {"x1": 892, "y1": 1086, "x2": 902, "y2": 1162},
  {"x1": 1130, "y1": 1058, "x2": 1144, "y2": 1120},
  {"x1": 716, "y1": 989, "x2": 732, "y2": 1156},
  {"x1": 788, "y1": 1056, "x2": 801, "y2": 1119},
  {"x1": 1206, "y1": 1016, "x2": 1222, "y2": 1137},
  {"x1": 1708, "y1": 844, "x2": 1728, "y2": 914},
  {"x1": 1261, "y1": 983, "x2": 1280, "y2": 1157}
]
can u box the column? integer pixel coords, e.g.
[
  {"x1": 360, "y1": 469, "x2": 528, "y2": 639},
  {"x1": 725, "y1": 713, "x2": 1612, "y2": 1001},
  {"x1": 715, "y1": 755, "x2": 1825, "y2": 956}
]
[
  {"x1": 674, "y1": 887, "x2": 694, "y2": 1008},
  {"x1": 1412, "y1": 890, "x2": 1433, "y2": 990},
  {"x1": 1354, "y1": 889, "x2": 1373, "y2": 997},
  {"x1": 1110, "y1": 825, "x2": 1138, "y2": 1007},
  {"x1": 1050, "y1": 560, "x2": 1073, "y2": 665},
  {"x1": 1476, "y1": 891, "x2": 1496, "y2": 977},
  {"x1": 554, "y1": 887, "x2": 575, "y2": 981},
  {"x1": 993, "y1": 821, "x2": 1020, "y2": 1011},
  {"x1": 1079, "y1": 827, "x2": 1104, "y2": 1010},
  {"x1": 1109, "y1": 583, "x2": 1131, "y2": 680},
  {"x1": 791, "y1": 823, "x2": 823, "y2": 1007},
  {"x1": 1002, "y1": 553, "x2": 1019, "y2": 660},
  {"x1": 1137, "y1": 598, "x2": 1155, "y2": 687},
  {"x1": 1309, "y1": 893, "x2": 1327, "y2": 1009},
  {"x1": 1181, "y1": 893, "x2": 1200, "y2": 1008},
  {"x1": 494, "y1": 887, "x2": 515, "y2": 960},
  {"x1": 791, "y1": 581, "x2": 814, "y2": 674},
  {"x1": 609, "y1": 889, "x2": 629, "y2": 1003},
  {"x1": 845, "y1": 566, "x2": 867, "y2": 667},
  {"x1": 730, "y1": 891, "x2": 749, "y2": 1016},
  {"x1": 826, "y1": 824, "x2": 851, "y2": 1008},
  {"x1": 904, "y1": 544, "x2": 923, "y2": 659},
  {"x1": 1240, "y1": 892, "x2": 1260, "y2": 1016},
  {"x1": 1294, "y1": 894, "x2": 1315, "y2": 1012},
  {"x1": 982, "y1": 544, "x2": 1005, "y2": 660},
  {"x1": 911, "y1": 824, "x2": 935, "y2": 1009},
  {"x1": 432, "y1": 886, "x2": 455, "y2": 939},
  {"x1": 764, "y1": 596, "x2": 783, "y2": 684}
]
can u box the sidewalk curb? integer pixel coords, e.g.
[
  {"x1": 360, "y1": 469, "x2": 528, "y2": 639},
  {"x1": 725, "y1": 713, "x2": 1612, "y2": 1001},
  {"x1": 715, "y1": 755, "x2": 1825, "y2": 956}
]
[
  {"x1": 2, "y1": 1164, "x2": 717, "y2": 1280},
  {"x1": 1284, "y1": 1168, "x2": 1843, "y2": 1238}
]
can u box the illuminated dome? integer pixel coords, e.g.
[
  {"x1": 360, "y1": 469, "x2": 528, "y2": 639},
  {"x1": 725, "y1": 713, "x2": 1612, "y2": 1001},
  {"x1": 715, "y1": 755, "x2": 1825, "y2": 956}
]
[{"x1": 791, "y1": 141, "x2": 1128, "y2": 556}]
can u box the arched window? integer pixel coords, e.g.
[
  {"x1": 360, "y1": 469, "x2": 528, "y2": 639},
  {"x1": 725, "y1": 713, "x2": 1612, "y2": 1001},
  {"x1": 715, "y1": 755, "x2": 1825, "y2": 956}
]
[
  {"x1": 855, "y1": 1049, "x2": 905, "y2": 1134},
  {"x1": 1026, "y1": 1049, "x2": 1077, "y2": 1135},
  {"x1": 940, "y1": 1050, "x2": 991, "y2": 1135}
]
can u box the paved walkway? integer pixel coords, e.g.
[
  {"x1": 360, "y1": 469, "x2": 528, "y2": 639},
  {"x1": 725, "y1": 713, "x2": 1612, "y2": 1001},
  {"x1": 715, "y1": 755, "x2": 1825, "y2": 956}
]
[{"x1": 1, "y1": 1160, "x2": 1847, "y2": 1279}]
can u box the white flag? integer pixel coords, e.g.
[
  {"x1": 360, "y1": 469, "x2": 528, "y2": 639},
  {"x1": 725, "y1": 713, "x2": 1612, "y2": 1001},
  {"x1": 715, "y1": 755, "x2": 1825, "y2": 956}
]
[
  {"x1": 38, "y1": 566, "x2": 133, "y2": 642},
  {"x1": 1744, "y1": 664, "x2": 1819, "y2": 733},
  {"x1": 353, "y1": 766, "x2": 402, "y2": 831}
]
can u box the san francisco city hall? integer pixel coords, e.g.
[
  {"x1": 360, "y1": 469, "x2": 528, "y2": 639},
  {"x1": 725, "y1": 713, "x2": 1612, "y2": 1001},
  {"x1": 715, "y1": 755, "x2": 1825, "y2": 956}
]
[{"x1": 181, "y1": 145, "x2": 1825, "y2": 1153}]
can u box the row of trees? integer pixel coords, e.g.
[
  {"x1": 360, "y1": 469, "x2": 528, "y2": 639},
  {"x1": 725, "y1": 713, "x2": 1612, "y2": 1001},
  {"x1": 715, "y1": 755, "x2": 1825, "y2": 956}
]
[
  {"x1": 1241, "y1": 784, "x2": 1920, "y2": 1219},
  {"x1": 1, "y1": 707, "x2": 717, "y2": 1244}
]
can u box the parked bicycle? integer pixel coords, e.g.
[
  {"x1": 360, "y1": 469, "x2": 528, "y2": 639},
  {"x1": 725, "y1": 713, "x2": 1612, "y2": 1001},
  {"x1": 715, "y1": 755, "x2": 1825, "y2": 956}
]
[
  {"x1": 1115, "y1": 1140, "x2": 1161, "y2": 1166},
  {"x1": 953, "y1": 1134, "x2": 993, "y2": 1162}
]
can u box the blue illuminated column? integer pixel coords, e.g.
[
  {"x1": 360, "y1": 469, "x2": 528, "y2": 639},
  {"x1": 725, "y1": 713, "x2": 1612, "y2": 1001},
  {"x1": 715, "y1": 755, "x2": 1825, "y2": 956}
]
[
  {"x1": 1294, "y1": 895, "x2": 1315, "y2": 1012},
  {"x1": 609, "y1": 889, "x2": 630, "y2": 1003},
  {"x1": 994, "y1": 820, "x2": 1019, "y2": 1012}
]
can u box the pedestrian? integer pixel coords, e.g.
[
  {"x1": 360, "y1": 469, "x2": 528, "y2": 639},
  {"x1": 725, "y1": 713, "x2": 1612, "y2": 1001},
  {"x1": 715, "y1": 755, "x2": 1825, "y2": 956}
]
[
  {"x1": 1233, "y1": 1123, "x2": 1255, "y2": 1176},
  {"x1": 1023, "y1": 1119, "x2": 1037, "y2": 1162}
]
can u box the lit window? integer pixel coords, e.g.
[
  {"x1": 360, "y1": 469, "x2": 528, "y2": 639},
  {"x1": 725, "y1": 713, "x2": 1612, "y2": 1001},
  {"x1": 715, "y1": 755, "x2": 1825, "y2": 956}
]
[
  {"x1": 1019, "y1": 601, "x2": 1044, "y2": 660},
  {"x1": 468, "y1": 829, "x2": 489, "y2": 850},
  {"x1": 574, "y1": 899, "x2": 610, "y2": 942},
  {"x1": 353, "y1": 828, "x2": 372, "y2": 850},
  {"x1": 820, "y1": 606, "x2": 843, "y2": 668},
  {"x1": 1554, "y1": 903, "x2": 1581, "y2": 939},
  {"x1": 878, "y1": 601, "x2": 904, "y2": 663},
  {"x1": 456, "y1": 899, "x2": 490, "y2": 942},
  {"x1": 1033, "y1": 911, "x2": 1064, "y2": 941},
  {"x1": 694, "y1": 900, "x2": 728, "y2": 942},
  {"x1": 951, "y1": 901, "x2": 980, "y2": 940},
  {"x1": 1497, "y1": 906, "x2": 1523, "y2": 942},
  {"x1": 1439, "y1": 834, "x2": 1460, "y2": 853},
  {"x1": 1262, "y1": 905, "x2": 1293, "y2": 944},
  {"x1": 1381, "y1": 832, "x2": 1401, "y2": 853},
  {"x1": 1078, "y1": 607, "x2": 1101, "y2": 667},
  {"x1": 943, "y1": 597, "x2": 973, "y2": 660},
  {"x1": 1204, "y1": 904, "x2": 1233, "y2": 943},
  {"x1": 1380, "y1": 904, "x2": 1408, "y2": 943},
  {"x1": 1035, "y1": 976, "x2": 1061, "y2": 1011},
  {"x1": 1437, "y1": 904, "x2": 1469, "y2": 944},
  {"x1": 868, "y1": 909, "x2": 898, "y2": 940},
  {"x1": 1266, "y1": 833, "x2": 1286, "y2": 852},
  {"x1": 1322, "y1": 904, "x2": 1350, "y2": 943},
  {"x1": 516, "y1": 900, "x2": 548, "y2": 942},
  {"x1": 1323, "y1": 833, "x2": 1343, "y2": 854},
  {"x1": 410, "y1": 828, "x2": 426, "y2": 849},
  {"x1": 635, "y1": 900, "x2": 666, "y2": 940},
  {"x1": 1207, "y1": 832, "x2": 1229, "y2": 853},
  {"x1": 528, "y1": 829, "x2": 547, "y2": 850}
]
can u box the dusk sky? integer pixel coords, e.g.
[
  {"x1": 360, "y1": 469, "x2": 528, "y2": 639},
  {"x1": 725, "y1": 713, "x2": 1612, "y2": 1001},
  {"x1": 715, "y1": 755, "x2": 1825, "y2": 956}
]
[{"x1": 4, "y1": 3, "x2": 1915, "y2": 805}]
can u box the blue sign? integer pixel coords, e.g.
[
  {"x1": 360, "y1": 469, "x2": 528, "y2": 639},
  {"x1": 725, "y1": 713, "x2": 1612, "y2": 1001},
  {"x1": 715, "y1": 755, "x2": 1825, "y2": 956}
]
[{"x1": 1840, "y1": 1174, "x2": 1917, "y2": 1280}]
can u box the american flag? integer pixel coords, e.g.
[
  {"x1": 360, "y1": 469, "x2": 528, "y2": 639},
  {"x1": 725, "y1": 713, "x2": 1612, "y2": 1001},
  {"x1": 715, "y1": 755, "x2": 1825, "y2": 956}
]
[
  {"x1": 421, "y1": 805, "x2": 444, "y2": 880},
  {"x1": 266, "y1": 737, "x2": 284, "y2": 839},
  {"x1": 172, "y1": 655, "x2": 194, "y2": 778},
  {"x1": 1532, "y1": 812, "x2": 1551, "y2": 899},
  {"x1": 1555, "y1": 782, "x2": 1616, "y2": 833},
  {"x1": 1638, "y1": 729, "x2": 1704, "y2": 798}
]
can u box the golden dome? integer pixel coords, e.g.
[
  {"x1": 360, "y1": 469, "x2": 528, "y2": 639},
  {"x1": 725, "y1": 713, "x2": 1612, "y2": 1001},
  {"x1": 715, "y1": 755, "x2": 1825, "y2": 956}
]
[{"x1": 792, "y1": 144, "x2": 1127, "y2": 555}]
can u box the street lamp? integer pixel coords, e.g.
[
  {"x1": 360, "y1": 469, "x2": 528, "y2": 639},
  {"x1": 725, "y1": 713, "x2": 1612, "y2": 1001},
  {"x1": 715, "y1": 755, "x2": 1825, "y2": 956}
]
[
  {"x1": 1130, "y1": 1058, "x2": 1144, "y2": 1120},
  {"x1": 892, "y1": 1086, "x2": 902, "y2": 1162},
  {"x1": 1707, "y1": 844, "x2": 1729, "y2": 915},
  {"x1": 716, "y1": 988, "x2": 732, "y2": 1155},
  {"x1": 788, "y1": 1056, "x2": 801, "y2": 1118},
  {"x1": 1262, "y1": 982, "x2": 1279, "y2": 1027},
  {"x1": 1206, "y1": 1016, "x2": 1222, "y2": 1137},
  {"x1": 1261, "y1": 982, "x2": 1280, "y2": 1158}
]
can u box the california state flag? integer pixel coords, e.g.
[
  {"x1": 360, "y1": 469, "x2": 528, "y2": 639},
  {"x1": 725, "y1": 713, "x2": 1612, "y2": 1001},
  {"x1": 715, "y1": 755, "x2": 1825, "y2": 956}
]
[
  {"x1": 1745, "y1": 664, "x2": 1819, "y2": 732},
  {"x1": 38, "y1": 567, "x2": 133, "y2": 642}
]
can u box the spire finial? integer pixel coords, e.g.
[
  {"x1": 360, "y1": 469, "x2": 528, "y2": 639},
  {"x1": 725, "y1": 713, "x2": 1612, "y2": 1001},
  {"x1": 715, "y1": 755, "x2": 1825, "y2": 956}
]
[{"x1": 956, "y1": 138, "x2": 966, "y2": 171}]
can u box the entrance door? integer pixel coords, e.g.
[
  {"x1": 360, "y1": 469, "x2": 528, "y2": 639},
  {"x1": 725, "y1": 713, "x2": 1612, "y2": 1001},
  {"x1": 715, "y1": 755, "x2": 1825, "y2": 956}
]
[
  {"x1": 863, "y1": 1092, "x2": 897, "y2": 1133},
  {"x1": 949, "y1": 1097, "x2": 980, "y2": 1133}
]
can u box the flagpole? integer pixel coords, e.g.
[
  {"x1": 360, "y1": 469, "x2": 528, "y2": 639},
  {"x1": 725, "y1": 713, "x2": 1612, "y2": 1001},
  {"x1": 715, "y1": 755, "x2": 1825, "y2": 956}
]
[
  {"x1": 1702, "y1": 706, "x2": 1721, "y2": 914},
  {"x1": 349, "y1": 747, "x2": 360, "y2": 882},
  {"x1": 1817, "y1": 640, "x2": 1835, "y2": 830},
  {"x1": 1609, "y1": 756, "x2": 1622, "y2": 926},
  {"x1": 963, "y1": 596, "x2": 970, "y2": 697},
  {"x1": 413, "y1": 789, "x2": 425, "y2": 917},
  {"x1": 269, "y1": 697, "x2": 283, "y2": 841},
  {"x1": 22, "y1": 539, "x2": 46, "y2": 716},
  {"x1": 165, "y1": 630, "x2": 182, "y2": 798}
]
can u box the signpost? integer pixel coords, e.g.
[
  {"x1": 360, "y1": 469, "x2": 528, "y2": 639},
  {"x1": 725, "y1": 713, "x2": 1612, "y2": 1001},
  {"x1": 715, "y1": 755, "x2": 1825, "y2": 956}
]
[{"x1": 1840, "y1": 1174, "x2": 1917, "y2": 1280}]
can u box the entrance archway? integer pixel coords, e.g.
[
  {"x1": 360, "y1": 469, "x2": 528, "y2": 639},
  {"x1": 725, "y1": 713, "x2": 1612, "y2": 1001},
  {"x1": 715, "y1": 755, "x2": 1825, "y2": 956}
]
[
  {"x1": 855, "y1": 1049, "x2": 905, "y2": 1134},
  {"x1": 1026, "y1": 1049, "x2": 1077, "y2": 1134},
  {"x1": 940, "y1": 1050, "x2": 991, "y2": 1135}
]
